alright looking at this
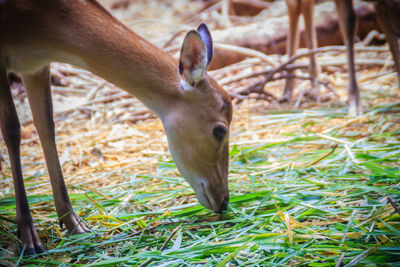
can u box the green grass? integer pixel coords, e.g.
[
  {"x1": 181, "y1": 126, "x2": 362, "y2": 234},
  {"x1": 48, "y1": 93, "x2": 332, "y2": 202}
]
[{"x1": 1, "y1": 102, "x2": 400, "y2": 266}]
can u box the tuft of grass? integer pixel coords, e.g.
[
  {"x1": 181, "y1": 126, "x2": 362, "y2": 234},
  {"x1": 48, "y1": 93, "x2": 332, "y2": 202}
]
[{"x1": 1, "y1": 102, "x2": 400, "y2": 266}]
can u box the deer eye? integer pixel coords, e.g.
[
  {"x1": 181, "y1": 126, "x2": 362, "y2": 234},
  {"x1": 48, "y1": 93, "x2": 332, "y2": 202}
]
[{"x1": 213, "y1": 125, "x2": 227, "y2": 141}]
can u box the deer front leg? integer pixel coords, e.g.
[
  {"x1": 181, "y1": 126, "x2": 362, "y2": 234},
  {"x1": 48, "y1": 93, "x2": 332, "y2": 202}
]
[
  {"x1": 22, "y1": 66, "x2": 89, "y2": 235},
  {"x1": 0, "y1": 69, "x2": 45, "y2": 255},
  {"x1": 281, "y1": 0, "x2": 301, "y2": 102},
  {"x1": 301, "y1": 0, "x2": 320, "y2": 101},
  {"x1": 334, "y1": 0, "x2": 362, "y2": 116},
  {"x1": 374, "y1": 2, "x2": 400, "y2": 88}
]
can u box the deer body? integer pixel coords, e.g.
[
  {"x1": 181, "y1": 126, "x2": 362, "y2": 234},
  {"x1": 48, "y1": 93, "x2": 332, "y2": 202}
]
[
  {"x1": 284, "y1": 0, "x2": 400, "y2": 116},
  {"x1": 0, "y1": 0, "x2": 232, "y2": 255}
]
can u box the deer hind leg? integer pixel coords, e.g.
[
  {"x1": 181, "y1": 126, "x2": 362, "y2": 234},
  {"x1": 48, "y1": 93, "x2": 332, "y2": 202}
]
[
  {"x1": 374, "y1": 2, "x2": 400, "y2": 89},
  {"x1": 301, "y1": 0, "x2": 320, "y2": 102},
  {"x1": 334, "y1": 0, "x2": 362, "y2": 116},
  {"x1": 0, "y1": 69, "x2": 45, "y2": 255},
  {"x1": 281, "y1": 0, "x2": 301, "y2": 102},
  {"x1": 22, "y1": 66, "x2": 90, "y2": 235}
]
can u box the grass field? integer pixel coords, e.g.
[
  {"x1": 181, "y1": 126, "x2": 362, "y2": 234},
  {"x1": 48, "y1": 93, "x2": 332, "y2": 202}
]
[{"x1": 1, "y1": 99, "x2": 399, "y2": 266}]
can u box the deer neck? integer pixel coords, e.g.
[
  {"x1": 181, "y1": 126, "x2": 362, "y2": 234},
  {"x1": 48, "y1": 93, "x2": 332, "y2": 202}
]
[{"x1": 59, "y1": 3, "x2": 181, "y2": 116}]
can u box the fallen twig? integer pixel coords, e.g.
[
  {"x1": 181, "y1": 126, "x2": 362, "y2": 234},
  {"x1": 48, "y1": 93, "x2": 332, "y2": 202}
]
[
  {"x1": 304, "y1": 144, "x2": 338, "y2": 168},
  {"x1": 387, "y1": 197, "x2": 400, "y2": 215},
  {"x1": 215, "y1": 43, "x2": 278, "y2": 66}
]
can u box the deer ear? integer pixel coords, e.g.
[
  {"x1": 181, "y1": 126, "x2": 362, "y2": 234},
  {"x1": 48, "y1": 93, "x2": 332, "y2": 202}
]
[
  {"x1": 197, "y1": 23, "x2": 213, "y2": 67},
  {"x1": 178, "y1": 30, "x2": 208, "y2": 86}
]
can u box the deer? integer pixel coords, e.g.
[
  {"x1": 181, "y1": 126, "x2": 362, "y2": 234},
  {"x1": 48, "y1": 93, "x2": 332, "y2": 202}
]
[
  {"x1": 283, "y1": 0, "x2": 400, "y2": 116},
  {"x1": 0, "y1": 0, "x2": 232, "y2": 255}
]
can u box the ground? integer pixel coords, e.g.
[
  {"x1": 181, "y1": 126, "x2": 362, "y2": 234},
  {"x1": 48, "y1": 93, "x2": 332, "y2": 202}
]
[{"x1": 0, "y1": 0, "x2": 399, "y2": 266}]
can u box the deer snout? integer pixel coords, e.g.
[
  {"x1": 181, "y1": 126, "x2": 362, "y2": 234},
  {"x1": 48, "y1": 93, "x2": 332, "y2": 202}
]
[
  {"x1": 198, "y1": 180, "x2": 229, "y2": 213},
  {"x1": 216, "y1": 196, "x2": 229, "y2": 213}
]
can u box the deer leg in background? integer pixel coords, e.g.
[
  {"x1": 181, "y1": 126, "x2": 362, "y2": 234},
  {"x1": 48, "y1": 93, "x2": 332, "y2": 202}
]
[
  {"x1": 281, "y1": 0, "x2": 301, "y2": 102},
  {"x1": 374, "y1": 1, "x2": 400, "y2": 88},
  {"x1": 22, "y1": 66, "x2": 90, "y2": 235},
  {"x1": 334, "y1": 0, "x2": 362, "y2": 116},
  {"x1": 301, "y1": 0, "x2": 320, "y2": 102},
  {"x1": 0, "y1": 69, "x2": 45, "y2": 255}
]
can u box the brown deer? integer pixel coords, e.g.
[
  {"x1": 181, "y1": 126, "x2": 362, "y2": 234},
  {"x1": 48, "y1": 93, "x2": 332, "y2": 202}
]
[
  {"x1": 0, "y1": 0, "x2": 232, "y2": 254},
  {"x1": 283, "y1": 0, "x2": 400, "y2": 115}
]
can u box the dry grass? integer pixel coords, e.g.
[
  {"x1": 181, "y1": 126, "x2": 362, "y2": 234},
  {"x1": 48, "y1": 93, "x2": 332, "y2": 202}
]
[{"x1": 1, "y1": 0, "x2": 400, "y2": 266}]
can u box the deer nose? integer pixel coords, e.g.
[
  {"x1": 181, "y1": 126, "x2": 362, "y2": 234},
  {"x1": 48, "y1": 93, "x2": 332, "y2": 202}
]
[{"x1": 216, "y1": 197, "x2": 229, "y2": 213}]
